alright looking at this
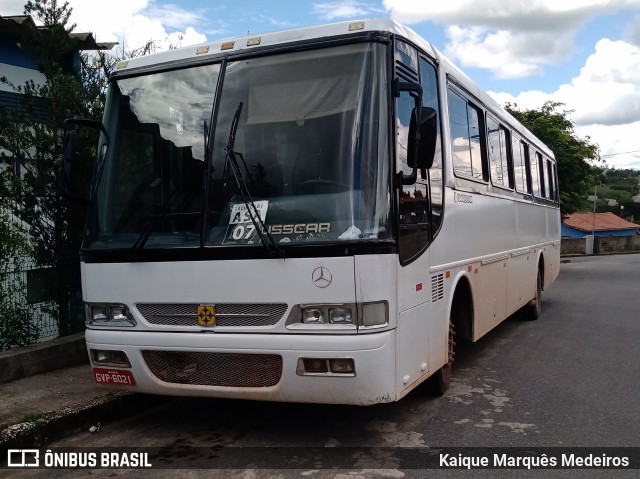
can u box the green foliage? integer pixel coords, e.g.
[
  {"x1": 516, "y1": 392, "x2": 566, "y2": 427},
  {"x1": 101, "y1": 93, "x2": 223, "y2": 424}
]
[
  {"x1": 0, "y1": 214, "x2": 39, "y2": 350},
  {"x1": 0, "y1": 0, "x2": 89, "y2": 338},
  {"x1": 0, "y1": 1, "x2": 161, "y2": 341},
  {"x1": 593, "y1": 166, "x2": 640, "y2": 222},
  {"x1": 505, "y1": 101, "x2": 601, "y2": 217},
  {"x1": 21, "y1": 412, "x2": 47, "y2": 424}
]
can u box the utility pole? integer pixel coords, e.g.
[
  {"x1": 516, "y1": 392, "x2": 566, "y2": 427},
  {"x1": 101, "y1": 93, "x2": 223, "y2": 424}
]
[{"x1": 591, "y1": 184, "x2": 597, "y2": 238}]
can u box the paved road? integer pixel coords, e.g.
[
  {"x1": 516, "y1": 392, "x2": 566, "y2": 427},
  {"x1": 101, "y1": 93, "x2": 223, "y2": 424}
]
[{"x1": 6, "y1": 255, "x2": 640, "y2": 478}]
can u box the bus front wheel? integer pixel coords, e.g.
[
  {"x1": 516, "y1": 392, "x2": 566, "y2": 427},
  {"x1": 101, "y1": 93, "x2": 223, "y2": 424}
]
[{"x1": 428, "y1": 320, "x2": 455, "y2": 395}]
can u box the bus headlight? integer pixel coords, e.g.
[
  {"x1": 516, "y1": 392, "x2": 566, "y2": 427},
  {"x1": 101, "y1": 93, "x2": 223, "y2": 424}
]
[
  {"x1": 302, "y1": 307, "x2": 325, "y2": 324},
  {"x1": 329, "y1": 307, "x2": 353, "y2": 324},
  {"x1": 301, "y1": 306, "x2": 354, "y2": 325},
  {"x1": 87, "y1": 303, "x2": 136, "y2": 327},
  {"x1": 288, "y1": 302, "x2": 386, "y2": 330}
]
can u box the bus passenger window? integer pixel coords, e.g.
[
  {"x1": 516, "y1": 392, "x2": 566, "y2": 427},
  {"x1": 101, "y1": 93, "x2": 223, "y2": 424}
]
[
  {"x1": 512, "y1": 135, "x2": 530, "y2": 194},
  {"x1": 546, "y1": 159, "x2": 555, "y2": 200},
  {"x1": 530, "y1": 150, "x2": 542, "y2": 197},
  {"x1": 487, "y1": 116, "x2": 512, "y2": 188},
  {"x1": 448, "y1": 88, "x2": 486, "y2": 181}
]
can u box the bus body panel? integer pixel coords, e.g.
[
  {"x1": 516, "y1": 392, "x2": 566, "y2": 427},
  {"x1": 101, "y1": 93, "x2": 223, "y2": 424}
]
[
  {"x1": 85, "y1": 328, "x2": 397, "y2": 405},
  {"x1": 429, "y1": 188, "x2": 560, "y2": 342},
  {"x1": 82, "y1": 256, "x2": 357, "y2": 333}
]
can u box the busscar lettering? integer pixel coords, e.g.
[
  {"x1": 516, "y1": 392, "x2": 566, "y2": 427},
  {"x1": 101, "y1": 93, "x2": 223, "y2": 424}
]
[{"x1": 267, "y1": 223, "x2": 330, "y2": 235}]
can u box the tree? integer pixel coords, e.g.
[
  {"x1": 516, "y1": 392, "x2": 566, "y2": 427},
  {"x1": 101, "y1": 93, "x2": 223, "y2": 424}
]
[
  {"x1": 505, "y1": 101, "x2": 601, "y2": 217},
  {"x1": 0, "y1": 1, "x2": 161, "y2": 342},
  {"x1": 0, "y1": 213, "x2": 39, "y2": 350},
  {"x1": 0, "y1": 0, "x2": 95, "y2": 338},
  {"x1": 592, "y1": 166, "x2": 640, "y2": 222}
]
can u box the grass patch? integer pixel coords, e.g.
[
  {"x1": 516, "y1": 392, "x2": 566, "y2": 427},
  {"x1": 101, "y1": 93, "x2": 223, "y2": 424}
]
[{"x1": 21, "y1": 412, "x2": 46, "y2": 424}]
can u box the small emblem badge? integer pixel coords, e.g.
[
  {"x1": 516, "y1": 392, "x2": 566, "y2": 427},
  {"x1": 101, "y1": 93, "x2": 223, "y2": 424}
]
[
  {"x1": 197, "y1": 305, "x2": 216, "y2": 326},
  {"x1": 312, "y1": 266, "x2": 333, "y2": 288}
]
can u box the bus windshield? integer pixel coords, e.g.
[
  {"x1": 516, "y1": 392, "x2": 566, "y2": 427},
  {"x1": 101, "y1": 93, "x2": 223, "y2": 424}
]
[{"x1": 85, "y1": 43, "x2": 390, "y2": 251}]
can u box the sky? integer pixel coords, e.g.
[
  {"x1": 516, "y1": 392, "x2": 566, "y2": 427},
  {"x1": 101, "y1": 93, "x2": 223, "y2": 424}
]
[{"x1": 3, "y1": 0, "x2": 640, "y2": 170}]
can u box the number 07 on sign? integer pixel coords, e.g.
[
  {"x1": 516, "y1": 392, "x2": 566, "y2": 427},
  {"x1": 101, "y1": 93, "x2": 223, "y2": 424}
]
[{"x1": 223, "y1": 201, "x2": 269, "y2": 244}]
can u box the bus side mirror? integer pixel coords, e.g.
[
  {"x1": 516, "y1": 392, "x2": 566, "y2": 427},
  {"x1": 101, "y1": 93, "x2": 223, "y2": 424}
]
[
  {"x1": 63, "y1": 118, "x2": 109, "y2": 204},
  {"x1": 407, "y1": 106, "x2": 437, "y2": 172}
]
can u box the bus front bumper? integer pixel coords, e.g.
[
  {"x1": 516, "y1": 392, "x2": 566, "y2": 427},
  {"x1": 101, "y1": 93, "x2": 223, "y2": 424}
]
[{"x1": 85, "y1": 328, "x2": 397, "y2": 406}]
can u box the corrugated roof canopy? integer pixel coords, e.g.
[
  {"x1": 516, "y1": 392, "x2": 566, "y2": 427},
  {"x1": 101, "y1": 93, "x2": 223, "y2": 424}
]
[
  {"x1": 563, "y1": 212, "x2": 639, "y2": 232},
  {"x1": 0, "y1": 15, "x2": 116, "y2": 50}
]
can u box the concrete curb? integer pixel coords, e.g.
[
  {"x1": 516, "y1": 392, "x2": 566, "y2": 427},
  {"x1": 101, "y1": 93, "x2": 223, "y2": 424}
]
[
  {"x1": 0, "y1": 333, "x2": 88, "y2": 383},
  {"x1": 0, "y1": 391, "x2": 168, "y2": 449}
]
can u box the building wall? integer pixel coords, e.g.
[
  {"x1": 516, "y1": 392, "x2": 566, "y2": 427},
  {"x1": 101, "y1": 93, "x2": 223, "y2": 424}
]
[
  {"x1": 561, "y1": 224, "x2": 637, "y2": 238},
  {"x1": 596, "y1": 235, "x2": 640, "y2": 253},
  {"x1": 561, "y1": 224, "x2": 584, "y2": 238},
  {"x1": 561, "y1": 237, "x2": 586, "y2": 255},
  {"x1": 561, "y1": 235, "x2": 640, "y2": 255}
]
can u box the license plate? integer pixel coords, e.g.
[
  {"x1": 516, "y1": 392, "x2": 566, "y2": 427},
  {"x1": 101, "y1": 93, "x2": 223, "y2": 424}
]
[{"x1": 93, "y1": 368, "x2": 136, "y2": 386}]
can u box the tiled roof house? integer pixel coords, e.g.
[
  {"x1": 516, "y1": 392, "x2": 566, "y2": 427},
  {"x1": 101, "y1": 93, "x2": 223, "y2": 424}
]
[{"x1": 561, "y1": 212, "x2": 639, "y2": 238}]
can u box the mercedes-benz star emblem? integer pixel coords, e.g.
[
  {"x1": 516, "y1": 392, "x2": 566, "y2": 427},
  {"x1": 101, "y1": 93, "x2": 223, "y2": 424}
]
[{"x1": 312, "y1": 266, "x2": 332, "y2": 288}]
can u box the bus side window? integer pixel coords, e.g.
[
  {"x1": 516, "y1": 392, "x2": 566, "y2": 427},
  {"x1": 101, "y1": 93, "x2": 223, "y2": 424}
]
[
  {"x1": 487, "y1": 115, "x2": 513, "y2": 189},
  {"x1": 552, "y1": 163, "x2": 559, "y2": 202},
  {"x1": 419, "y1": 57, "x2": 443, "y2": 233},
  {"x1": 544, "y1": 158, "x2": 553, "y2": 200},
  {"x1": 529, "y1": 149, "x2": 542, "y2": 198},
  {"x1": 397, "y1": 89, "x2": 429, "y2": 265},
  {"x1": 513, "y1": 136, "x2": 532, "y2": 195},
  {"x1": 537, "y1": 152, "x2": 546, "y2": 198},
  {"x1": 447, "y1": 88, "x2": 487, "y2": 181}
]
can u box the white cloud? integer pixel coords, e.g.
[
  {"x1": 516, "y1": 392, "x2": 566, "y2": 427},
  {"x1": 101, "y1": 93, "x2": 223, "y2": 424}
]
[
  {"x1": 383, "y1": 0, "x2": 640, "y2": 79},
  {"x1": 559, "y1": 39, "x2": 640, "y2": 126},
  {"x1": 383, "y1": 0, "x2": 640, "y2": 168},
  {"x1": 443, "y1": 25, "x2": 570, "y2": 79},
  {"x1": 383, "y1": 0, "x2": 640, "y2": 29},
  {"x1": 313, "y1": 1, "x2": 384, "y2": 21},
  {"x1": 578, "y1": 123, "x2": 640, "y2": 170},
  {"x1": 489, "y1": 39, "x2": 640, "y2": 170},
  {"x1": 73, "y1": 0, "x2": 210, "y2": 50},
  {"x1": 3, "y1": 0, "x2": 210, "y2": 51}
]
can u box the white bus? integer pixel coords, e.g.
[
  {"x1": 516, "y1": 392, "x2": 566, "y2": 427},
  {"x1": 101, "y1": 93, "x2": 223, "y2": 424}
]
[{"x1": 65, "y1": 19, "x2": 560, "y2": 405}]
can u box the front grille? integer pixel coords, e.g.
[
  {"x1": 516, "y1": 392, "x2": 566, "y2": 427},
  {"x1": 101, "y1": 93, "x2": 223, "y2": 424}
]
[
  {"x1": 141, "y1": 351, "x2": 283, "y2": 387},
  {"x1": 136, "y1": 303, "x2": 288, "y2": 327}
]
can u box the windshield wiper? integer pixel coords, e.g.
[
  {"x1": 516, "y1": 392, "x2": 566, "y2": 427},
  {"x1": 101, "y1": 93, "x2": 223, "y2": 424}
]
[
  {"x1": 224, "y1": 102, "x2": 284, "y2": 258},
  {"x1": 131, "y1": 186, "x2": 187, "y2": 252}
]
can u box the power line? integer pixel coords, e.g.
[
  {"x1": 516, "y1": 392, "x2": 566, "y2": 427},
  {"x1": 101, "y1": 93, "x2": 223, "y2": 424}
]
[{"x1": 601, "y1": 149, "x2": 640, "y2": 157}]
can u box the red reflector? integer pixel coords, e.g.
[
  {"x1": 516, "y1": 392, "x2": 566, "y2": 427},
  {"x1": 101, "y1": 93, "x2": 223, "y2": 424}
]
[{"x1": 416, "y1": 283, "x2": 423, "y2": 292}]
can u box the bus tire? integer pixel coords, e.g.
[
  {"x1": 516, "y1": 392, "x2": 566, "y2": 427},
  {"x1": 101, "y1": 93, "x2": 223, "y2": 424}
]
[
  {"x1": 523, "y1": 268, "x2": 542, "y2": 321},
  {"x1": 427, "y1": 320, "x2": 455, "y2": 395}
]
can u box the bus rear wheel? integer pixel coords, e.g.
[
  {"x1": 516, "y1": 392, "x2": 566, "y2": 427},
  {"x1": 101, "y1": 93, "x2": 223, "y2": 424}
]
[{"x1": 523, "y1": 269, "x2": 542, "y2": 321}]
